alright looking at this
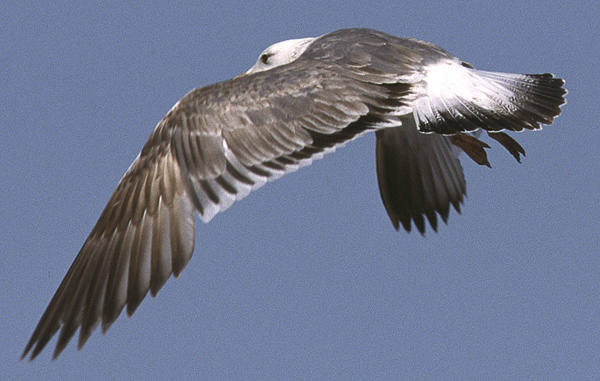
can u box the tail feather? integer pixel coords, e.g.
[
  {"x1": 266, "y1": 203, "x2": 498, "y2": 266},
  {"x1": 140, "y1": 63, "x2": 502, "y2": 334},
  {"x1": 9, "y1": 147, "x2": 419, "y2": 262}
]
[{"x1": 414, "y1": 60, "x2": 566, "y2": 134}]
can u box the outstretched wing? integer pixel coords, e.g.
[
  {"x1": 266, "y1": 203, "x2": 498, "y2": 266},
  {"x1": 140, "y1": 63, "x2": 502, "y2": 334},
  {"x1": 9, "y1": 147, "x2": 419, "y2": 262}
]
[
  {"x1": 22, "y1": 120, "x2": 197, "y2": 360},
  {"x1": 22, "y1": 51, "x2": 417, "y2": 360}
]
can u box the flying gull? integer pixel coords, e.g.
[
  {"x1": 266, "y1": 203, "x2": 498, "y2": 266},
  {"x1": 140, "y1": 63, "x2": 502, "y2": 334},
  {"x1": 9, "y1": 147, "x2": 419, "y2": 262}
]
[{"x1": 22, "y1": 28, "x2": 566, "y2": 360}]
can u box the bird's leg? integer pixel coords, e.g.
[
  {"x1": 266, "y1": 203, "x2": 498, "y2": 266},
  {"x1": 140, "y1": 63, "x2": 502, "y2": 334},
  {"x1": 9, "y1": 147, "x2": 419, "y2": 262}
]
[
  {"x1": 487, "y1": 132, "x2": 526, "y2": 163},
  {"x1": 450, "y1": 133, "x2": 492, "y2": 167}
]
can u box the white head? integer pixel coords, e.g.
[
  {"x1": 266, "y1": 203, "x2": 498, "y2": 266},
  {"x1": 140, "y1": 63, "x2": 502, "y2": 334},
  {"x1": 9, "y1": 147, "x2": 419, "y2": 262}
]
[{"x1": 245, "y1": 37, "x2": 315, "y2": 74}]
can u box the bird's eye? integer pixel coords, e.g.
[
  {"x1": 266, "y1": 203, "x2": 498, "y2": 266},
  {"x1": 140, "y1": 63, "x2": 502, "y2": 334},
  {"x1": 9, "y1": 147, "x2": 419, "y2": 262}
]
[{"x1": 260, "y1": 53, "x2": 273, "y2": 64}]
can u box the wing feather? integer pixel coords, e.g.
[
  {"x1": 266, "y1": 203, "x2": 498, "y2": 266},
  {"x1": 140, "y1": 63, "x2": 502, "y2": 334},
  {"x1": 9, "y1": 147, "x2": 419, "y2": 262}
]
[
  {"x1": 375, "y1": 120, "x2": 466, "y2": 234},
  {"x1": 23, "y1": 56, "x2": 408, "y2": 360}
]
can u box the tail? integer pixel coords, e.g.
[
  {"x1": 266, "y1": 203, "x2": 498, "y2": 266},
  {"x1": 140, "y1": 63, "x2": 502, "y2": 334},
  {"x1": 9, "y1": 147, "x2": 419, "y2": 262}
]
[{"x1": 413, "y1": 61, "x2": 567, "y2": 134}]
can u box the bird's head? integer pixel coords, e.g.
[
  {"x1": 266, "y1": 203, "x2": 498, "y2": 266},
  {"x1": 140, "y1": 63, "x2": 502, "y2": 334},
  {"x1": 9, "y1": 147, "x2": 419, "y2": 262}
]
[{"x1": 243, "y1": 37, "x2": 315, "y2": 75}]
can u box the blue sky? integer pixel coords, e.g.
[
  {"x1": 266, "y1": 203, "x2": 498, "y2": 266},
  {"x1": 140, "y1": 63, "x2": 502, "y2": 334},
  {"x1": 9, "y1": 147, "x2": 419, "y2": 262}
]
[{"x1": 2, "y1": 1, "x2": 598, "y2": 379}]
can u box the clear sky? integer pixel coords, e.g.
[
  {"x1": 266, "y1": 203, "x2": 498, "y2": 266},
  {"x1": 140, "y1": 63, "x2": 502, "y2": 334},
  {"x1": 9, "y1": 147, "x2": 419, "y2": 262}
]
[{"x1": 2, "y1": 1, "x2": 598, "y2": 379}]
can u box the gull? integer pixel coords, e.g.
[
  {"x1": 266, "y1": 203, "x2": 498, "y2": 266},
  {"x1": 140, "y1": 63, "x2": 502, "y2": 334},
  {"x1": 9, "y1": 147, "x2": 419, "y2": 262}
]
[{"x1": 22, "y1": 28, "x2": 566, "y2": 360}]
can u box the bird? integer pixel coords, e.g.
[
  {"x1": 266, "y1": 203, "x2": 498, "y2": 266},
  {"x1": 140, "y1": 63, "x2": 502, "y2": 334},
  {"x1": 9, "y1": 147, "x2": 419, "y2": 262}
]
[{"x1": 22, "y1": 28, "x2": 566, "y2": 361}]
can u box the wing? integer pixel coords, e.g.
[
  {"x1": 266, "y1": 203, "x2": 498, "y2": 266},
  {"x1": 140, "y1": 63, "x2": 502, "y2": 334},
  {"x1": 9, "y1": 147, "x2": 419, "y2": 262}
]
[
  {"x1": 22, "y1": 121, "x2": 197, "y2": 360},
  {"x1": 375, "y1": 120, "x2": 467, "y2": 234},
  {"x1": 22, "y1": 55, "x2": 417, "y2": 361}
]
